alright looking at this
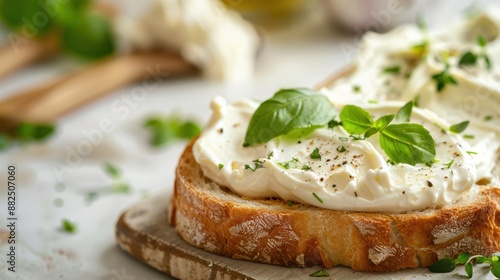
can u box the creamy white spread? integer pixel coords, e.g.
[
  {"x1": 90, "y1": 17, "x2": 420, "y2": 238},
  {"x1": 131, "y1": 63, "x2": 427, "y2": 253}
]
[
  {"x1": 115, "y1": 0, "x2": 259, "y2": 82},
  {"x1": 193, "y1": 10, "x2": 500, "y2": 212}
]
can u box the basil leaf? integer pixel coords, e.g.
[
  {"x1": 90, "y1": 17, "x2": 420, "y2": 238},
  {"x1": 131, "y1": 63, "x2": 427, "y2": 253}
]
[
  {"x1": 492, "y1": 261, "x2": 500, "y2": 278},
  {"x1": 61, "y1": 12, "x2": 115, "y2": 59},
  {"x1": 0, "y1": 0, "x2": 54, "y2": 36},
  {"x1": 395, "y1": 101, "x2": 413, "y2": 123},
  {"x1": 364, "y1": 127, "x2": 379, "y2": 138},
  {"x1": 379, "y1": 123, "x2": 436, "y2": 165},
  {"x1": 465, "y1": 262, "x2": 473, "y2": 278},
  {"x1": 475, "y1": 256, "x2": 488, "y2": 264},
  {"x1": 428, "y1": 257, "x2": 456, "y2": 273},
  {"x1": 244, "y1": 88, "x2": 335, "y2": 146},
  {"x1": 16, "y1": 122, "x2": 55, "y2": 142},
  {"x1": 458, "y1": 51, "x2": 477, "y2": 66},
  {"x1": 375, "y1": 114, "x2": 394, "y2": 130},
  {"x1": 449, "y1": 121, "x2": 469, "y2": 134},
  {"x1": 340, "y1": 105, "x2": 374, "y2": 134},
  {"x1": 457, "y1": 252, "x2": 470, "y2": 264}
]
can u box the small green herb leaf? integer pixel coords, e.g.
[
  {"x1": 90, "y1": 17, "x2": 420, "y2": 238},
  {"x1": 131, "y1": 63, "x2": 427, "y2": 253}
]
[
  {"x1": 244, "y1": 88, "x2": 335, "y2": 147},
  {"x1": 16, "y1": 122, "x2": 56, "y2": 142},
  {"x1": 340, "y1": 105, "x2": 374, "y2": 134},
  {"x1": 245, "y1": 159, "x2": 265, "y2": 171},
  {"x1": 302, "y1": 165, "x2": 312, "y2": 171},
  {"x1": 105, "y1": 163, "x2": 121, "y2": 178},
  {"x1": 62, "y1": 219, "x2": 78, "y2": 233},
  {"x1": 279, "y1": 158, "x2": 299, "y2": 169},
  {"x1": 218, "y1": 163, "x2": 224, "y2": 170},
  {"x1": 374, "y1": 114, "x2": 395, "y2": 131},
  {"x1": 450, "y1": 121, "x2": 469, "y2": 134},
  {"x1": 432, "y1": 68, "x2": 457, "y2": 92},
  {"x1": 383, "y1": 65, "x2": 401, "y2": 74},
  {"x1": 0, "y1": 133, "x2": 8, "y2": 151},
  {"x1": 144, "y1": 116, "x2": 201, "y2": 147},
  {"x1": 328, "y1": 119, "x2": 342, "y2": 128},
  {"x1": 309, "y1": 268, "x2": 329, "y2": 277},
  {"x1": 428, "y1": 257, "x2": 456, "y2": 273},
  {"x1": 395, "y1": 101, "x2": 413, "y2": 123},
  {"x1": 379, "y1": 123, "x2": 436, "y2": 165},
  {"x1": 310, "y1": 148, "x2": 321, "y2": 160},
  {"x1": 478, "y1": 36, "x2": 487, "y2": 47},
  {"x1": 457, "y1": 252, "x2": 470, "y2": 264},
  {"x1": 352, "y1": 85, "x2": 361, "y2": 93},
  {"x1": 465, "y1": 262, "x2": 473, "y2": 278},
  {"x1": 336, "y1": 146, "x2": 346, "y2": 152},
  {"x1": 458, "y1": 51, "x2": 477, "y2": 66},
  {"x1": 491, "y1": 261, "x2": 500, "y2": 278}
]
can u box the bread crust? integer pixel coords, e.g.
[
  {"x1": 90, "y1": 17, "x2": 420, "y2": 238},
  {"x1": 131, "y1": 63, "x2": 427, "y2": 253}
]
[{"x1": 169, "y1": 141, "x2": 500, "y2": 272}]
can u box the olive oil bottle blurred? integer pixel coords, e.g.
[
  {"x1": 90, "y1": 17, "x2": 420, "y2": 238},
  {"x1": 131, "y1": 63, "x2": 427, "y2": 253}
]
[{"x1": 221, "y1": 0, "x2": 310, "y2": 28}]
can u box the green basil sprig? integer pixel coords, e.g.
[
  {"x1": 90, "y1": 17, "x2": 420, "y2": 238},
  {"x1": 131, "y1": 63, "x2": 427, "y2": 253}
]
[
  {"x1": 243, "y1": 88, "x2": 335, "y2": 147},
  {"x1": 0, "y1": 0, "x2": 115, "y2": 60},
  {"x1": 429, "y1": 252, "x2": 500, "y2": 279},
  {"x1": 340, "y1": 101, "x2": 436, "y2": 165}
]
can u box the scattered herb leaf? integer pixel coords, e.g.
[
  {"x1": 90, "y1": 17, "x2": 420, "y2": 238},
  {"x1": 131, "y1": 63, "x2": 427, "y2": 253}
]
[
  {"x1": 245, "y1": 159, "x2": 265, "y2": 171},
  {"x1": 218, "y1": 163, "x2": 224, "y2": 170},
  {"x1": 309, "y1": 269, "x2": 329, "y2": 277},
  {"x1": 62, "y1": 219, "x2": 78, "y2": 233},
  {"x1": 336, "y1": 146, "x2": 346, "y2": 152},
  {"x1": 310, "y1": 148, "x2": 321, "y2": 160},
  {"x1": 279, "y1": 158, "x2": 299, "y2": 169},
  {"x1": 449, "y1": 121, "x2": 469, "y2": 133},
  {"x1": 383, "y1": 65, "x2": 401, "y2": 74}
]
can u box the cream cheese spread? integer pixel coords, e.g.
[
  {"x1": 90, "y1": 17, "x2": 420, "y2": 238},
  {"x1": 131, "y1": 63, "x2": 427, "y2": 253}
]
[
  {"x1": 193, "y1": 10, "x2": 499, "y2": 212},
  {"x1": 116, "y1": 0, "x2": 259, "y2": 82}
]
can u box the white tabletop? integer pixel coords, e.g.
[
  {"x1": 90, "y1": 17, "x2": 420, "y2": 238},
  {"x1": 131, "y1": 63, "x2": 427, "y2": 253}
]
[{"x1": 0, "y1": 1, "x2": 498, "y2": 279}]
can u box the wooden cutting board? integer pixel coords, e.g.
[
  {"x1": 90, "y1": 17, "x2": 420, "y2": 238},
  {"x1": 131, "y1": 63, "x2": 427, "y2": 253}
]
[{"x1": 115, "y1": 192, "x2": 492, "y2": 280}]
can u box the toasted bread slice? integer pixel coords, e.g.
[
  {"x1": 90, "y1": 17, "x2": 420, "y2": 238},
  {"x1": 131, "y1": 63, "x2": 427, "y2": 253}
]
[{"x1": 169, "y1": 140, "x2": 500, "y2": 272}]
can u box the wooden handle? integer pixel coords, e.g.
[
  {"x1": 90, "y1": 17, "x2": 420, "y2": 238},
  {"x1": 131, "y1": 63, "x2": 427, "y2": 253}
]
[
  {"x1": 315, "y1": 65, "x2": 355, "y2": 90},
  {"x1": 0, "y1": 52, "x2": 195, "y2": 131},
  {"x1": 0, "y1": 34, "x2": 59, "y2": 80}
]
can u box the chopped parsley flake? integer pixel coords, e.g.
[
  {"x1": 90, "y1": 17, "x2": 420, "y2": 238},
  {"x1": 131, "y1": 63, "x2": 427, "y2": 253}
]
[
  {"x1": 352, "y1": 85, "x2": 361, "y2": 93},
  {"x1": 245, "y1": 159, "x2": 265, "y2": 171},
  {"x1": 312, "y1": 192, "x2": 323, "y2": 203},
  {"x1": 336, "y1": 146, "x2": 347, "y2": 152},
  {"x1": 328, "y1": 119, "x2": 342, "y2": 128},
  {"x1": 484, "y1": 115, "x2": 493, "y2": 121},
  {"x1": 467, "y1": 151, "x2": 478, "y2": 155},
  {"x1": 218, "y1": 163, "x2": 224, "y2": 170},
  {"x1": 339, "y1": 136, "x2": 349, "y2": 142},
  {"x1": 62, "y1": 219, "x2": 77, "y2": 233},
  {"x1": 279, "y1": 158, "x2": 299, "y2": 169},
  {"x1": 382, "y1": 65, "x2": 401, "y2": 74},
  {"x1": 310, "y1": 148, "x2": 321, "y2": 159},
  {"x1": 463, "y1": 134, "x2": 475, "y2": 139},
  {"x1": 302, "y1": 165, "x2": 312, "y2": 171},
  {"x1": 267, "y1": 151, "x2": 274, "y2": 159}
]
